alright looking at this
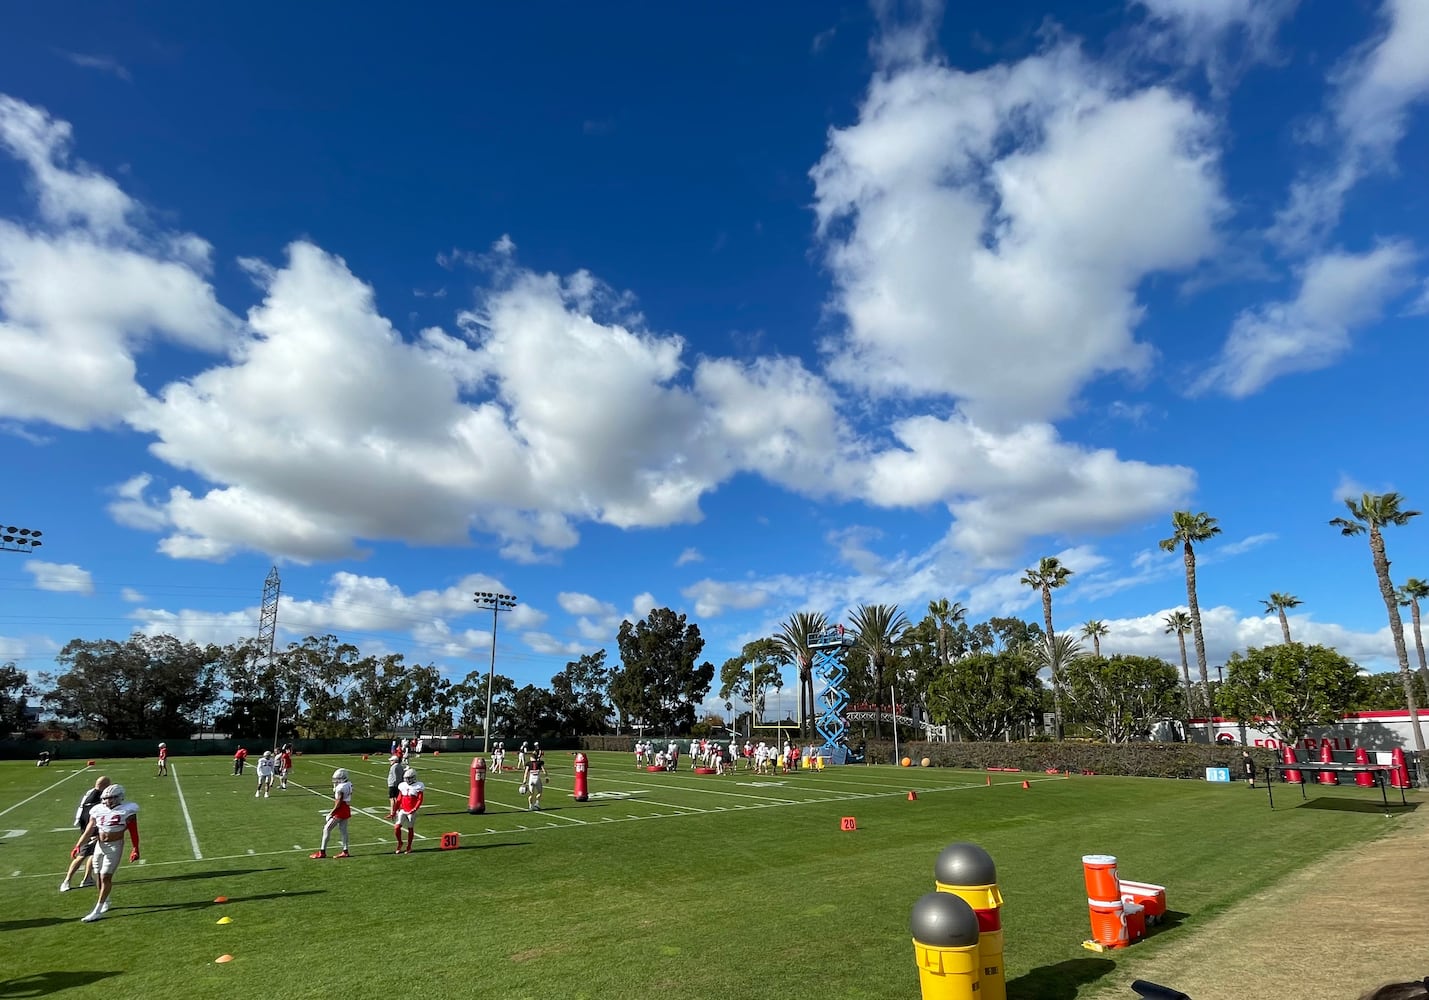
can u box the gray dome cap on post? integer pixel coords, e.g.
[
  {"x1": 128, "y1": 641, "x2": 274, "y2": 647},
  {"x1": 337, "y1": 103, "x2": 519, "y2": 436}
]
[
  {"x1": 934, "y1": 841, "x2": 998, "y2": 886},
  {"x1": 909, "y1": 891, "x2": 980, "y2": 947}
]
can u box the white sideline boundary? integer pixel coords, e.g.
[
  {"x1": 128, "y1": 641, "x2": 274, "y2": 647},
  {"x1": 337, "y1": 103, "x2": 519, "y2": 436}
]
[
  {"x1": 169, "y1": 763, "x2": 203, "y2": 860},
  {"x1": 0, "y1": 767, "x2": 87, "y2": 819}
]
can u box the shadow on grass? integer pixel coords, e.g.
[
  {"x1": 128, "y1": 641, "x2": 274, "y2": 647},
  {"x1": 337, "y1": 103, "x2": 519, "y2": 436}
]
[
  {"x1": 128, "y1": 867, "x2": 281, "y2": 886},
  {"x1": 1298, "y1": 797, "x2": 1418, "y2": 814},
  {"x1": 0, "y1": 917, "x2": 74, "y2": 933},
  {"x1": 1007, "y1": 957, "x2": 1116, "y2": 1000},
  {"x1": 0, "y1": 970, "x2": 122, "y2": 997},
  {"x1": 415, "y1": 841, "x2": 530, "y2": 854},
  {"x1": 1150, "y1": 909, "x2": 1188, "y2": 935},
  {"x1": 107, "y1": 889, "x2": 325, "y2": 919}
]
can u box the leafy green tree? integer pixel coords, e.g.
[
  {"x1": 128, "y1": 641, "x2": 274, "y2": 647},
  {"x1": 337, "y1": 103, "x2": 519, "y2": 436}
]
[
  {"x1": 1260, "y1": 593, "x2": 1302, "y2": 644},
  {"x1": 1160, "y1": 510, "x2": 1221, "y2": 704},
  {"x1": 1, "y1": 661, "x2": 36, "y2": 735},
  {"x1": 1398, "y1": 578, "x2": 1429, "y2": 679},
  {"x1": 1080, "y1": 620, "x2": 1110, "y2": 658},
  {"x1": 1163, "y1": 610, "x2": 1195, "y2": 717},
  {"x1": 1332, "y1": 492, "x2": 1426, "y2": 782},
  {"x1": 549, "y1": 650, "x2": 614, "y2": 734},
  {"x1": 986, "y1": 616, "x2": 1044, "y2": 653},
  {"x1": 773, "y1": 612, "x2": 828, "y2": 735},
  {"x1": 1218, "y1": 643, "x2": 1360, "y2": 746},
  {"x1": 41, "y1": 633, "x2": 224, "y2": 739},
  {"x1": 1353, "y1": 669, "x2": 1429, "y2": 712},
  {"x1": 1020, "y1": 557, "x2": 1074, "y2": 736},
  {"x1": 1063, "y1": 655, "x2": 1180, "y2": 743},
  {"x1": 507, "y1": 684, "x2": 561, "y2": 740},
  {"x1": 926, "y1": 651, "x2": 1040, "y2": 741},
  {"x1": 718, "y1": 638, "x2": 783, "y2": 719},
  {"x1": 850, "y1": 603, "x2": 910, "y2": 739},
  {"x1": 612, "y1": 608, "x2": 715, "y2": 733}
]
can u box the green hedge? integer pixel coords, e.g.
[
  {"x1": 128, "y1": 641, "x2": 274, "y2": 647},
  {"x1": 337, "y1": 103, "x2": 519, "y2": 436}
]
[{"x1": 864, "y1": 740, "x2": 1278, "y2": 779}]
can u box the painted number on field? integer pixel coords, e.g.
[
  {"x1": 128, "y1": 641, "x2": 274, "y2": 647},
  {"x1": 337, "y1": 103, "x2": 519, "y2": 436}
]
[
  {"x1": 1, "y1": 829, "x2": 26, "y2": 839},
  {"x1": 737, "y1": 782, "x2": 786, "y2": 788},
  {"x1": 585, "y1": 791, "x2": 644, "y2": 800}
]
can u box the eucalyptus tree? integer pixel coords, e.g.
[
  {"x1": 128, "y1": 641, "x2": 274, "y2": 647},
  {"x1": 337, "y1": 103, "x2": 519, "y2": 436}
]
[
  {"x1": 1080, "y1": 620, "x2": 1110, "y2": 658},
  {"x1": 1020, "y1": 557, "x2": 1074, "y2": 736},
  {"x1": 1159, "y1": 511, "x2": 1221, "y2": 701},
  {"x1": 1332, "y1": 492, "x2": 1426, "y2": 781},
  {"x1": 1260, "y1": 593, "x2": 1302, "y2": 644},
  {"x1": 1398, "y1": 578, "x2": 1429, "y2": 678},
  {"x1": 849, "y1": 603, "x2": 910, "y2": 739},
  {"x1": 1163, "y1": 610, "x2": 1195, "y2": 717},
  {"x1": 774, "y1": 611, "x2": 829, "y2": 735}
]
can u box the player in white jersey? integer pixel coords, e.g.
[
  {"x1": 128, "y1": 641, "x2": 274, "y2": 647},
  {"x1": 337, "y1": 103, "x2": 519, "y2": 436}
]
[
  {"x1": 392, "y1": 768, "x2": 425, "y2": 854},
  {"x1": 71, "y1": 783, "x2": 140, "y2": 922},
  {"x1": 311, "y1": 769, "x2": 353, "y2": 859},
  {"x1": 255, "y1": 750, "x2": 275, "y2": 797}
]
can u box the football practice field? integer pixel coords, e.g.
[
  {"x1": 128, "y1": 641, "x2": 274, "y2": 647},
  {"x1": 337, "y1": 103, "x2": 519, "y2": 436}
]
[{"x1": 0, "y1": 750, "x2": 1407, "y2": 999}]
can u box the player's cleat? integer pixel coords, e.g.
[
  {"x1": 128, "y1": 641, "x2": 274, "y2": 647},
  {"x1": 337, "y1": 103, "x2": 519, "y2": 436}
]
[
  {"x1": 404, "y1": 847, "x2": 412, "y2": 854},
  {"x1": 394, "y1": 848, "x2": 404, "y2": 855},
  {"x1": 309, "y1": 850, "x2": 327, "y2": 859},
  {"x1": 335, "y1": 850, "x2": 351, "y2": 858},
  {"x1": 81, "y1": 909, "x2": 103, "y2": 922},
  {"x1": 99, "y1": 900, "x2": 110, "y2": 913},
  {"x1": 255, "y1": 790, "x2": 260, "y2": 797},
  {"x1": 59, "y1": 880, "x2": 71, "y2": 892}
]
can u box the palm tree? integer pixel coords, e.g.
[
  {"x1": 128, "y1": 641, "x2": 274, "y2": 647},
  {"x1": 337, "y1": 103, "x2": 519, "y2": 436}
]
[
  {"x1": 849, "y1": 603, "x2": 910, "y2": 740},
  {"x1": 1260, "y1": 592, "x2": 1302, "y2": 644},
  {"x1": 1159, "y1": 511, "x2": 1220, "y2": 706},
  {"x1": 1163, "y1": 610, "x2": 1195, "y2": 718},
  {"x1": 1080, "y1": 620, "x2": 1110, "y2": 658},
  {"x1": 1021, "y1": 556, "x2": 1074, "y2": 737},
  {"x1": 1037, "y1": 634, "x2": 1084, "y2": 734},
  {"x1": 1331, "y1": 492, "x2": 1426, "y2": 785},
  {"x1": 774, "y1": 611, "x2": 829, "y2": 737},
  {"x1": 927, "y1": 598, "x2": 968, "y2": 666},
  {"x1": 1399, "y1": 578, "x2": 1429, "y2": 680}
]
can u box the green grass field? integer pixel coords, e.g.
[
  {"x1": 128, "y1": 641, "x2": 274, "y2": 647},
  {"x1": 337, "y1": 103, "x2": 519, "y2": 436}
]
[{"x1": 0, "y1": 751, "x2": 1411, "y2": 999}]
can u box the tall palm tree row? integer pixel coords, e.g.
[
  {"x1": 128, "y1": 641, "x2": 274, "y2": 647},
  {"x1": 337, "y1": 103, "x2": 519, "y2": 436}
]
[
  {"x1": 1160, "y1": 511, "x2": 1220, "y2": 707},
  {"x1": 1260, "y1": 592, "x2": 1302, "y2": 644},
  {"x1": 849, "y1": 603, "x2": 910, "y2": 740},
  {"x1": 1020, "y1": 556, "x2": 1074, "y2": 736},
  {"x1": 1331, "y1": 492, "x2": 1426, "y2": 785},
  {"x1": 1399, "y1": 578, "x2": 1429, "y2": 679},
  {"x1": 1080, "y1": 620, "x2": 1109, "y2": 658},
  {"x1": 774, "y1": 611, "x2": 829, "y2": 736},
  {"x1": 1163, "y1": 610, "x2": 1195, "y2": 717}
]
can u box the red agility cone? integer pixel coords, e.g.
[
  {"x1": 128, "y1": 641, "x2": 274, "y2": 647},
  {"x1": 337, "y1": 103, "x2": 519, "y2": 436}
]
[
  {"x1": 1281, "y1": 744, "x2": 1303, "y2": 784},
  {"x1": 1318, "y1": 742, "x2": 1338, "y2": 786},
  {"x1": 1021, "y1": 780, "x2": 1030, "y2": 790},
  {"x1": 1353, "y1": 746, "x2": 1376, "y2": 787}
]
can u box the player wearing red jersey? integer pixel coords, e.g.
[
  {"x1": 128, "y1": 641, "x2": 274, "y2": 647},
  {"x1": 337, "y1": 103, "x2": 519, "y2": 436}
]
[{"x1": 392, "y1": 767, "x2": 424, "y2": 854}]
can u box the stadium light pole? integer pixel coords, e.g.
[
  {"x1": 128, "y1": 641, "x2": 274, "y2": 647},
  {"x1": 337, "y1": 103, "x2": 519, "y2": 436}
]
[
  {"x1": 0, "y1": 524, "x2": 44, "y2": 554},
  {"x1": 474, "y1": 591, "x2": 517, "y2": 754}
]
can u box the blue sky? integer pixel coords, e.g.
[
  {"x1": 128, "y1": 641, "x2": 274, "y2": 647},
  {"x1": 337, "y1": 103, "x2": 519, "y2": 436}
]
[{"x1": 1, "y1": 0, "x2": 1427, "y2": 713}]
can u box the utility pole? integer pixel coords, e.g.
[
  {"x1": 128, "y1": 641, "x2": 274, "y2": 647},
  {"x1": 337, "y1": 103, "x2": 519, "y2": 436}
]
[{"x1": 256, "y1": 567, "x2": 282, "y2": 748}]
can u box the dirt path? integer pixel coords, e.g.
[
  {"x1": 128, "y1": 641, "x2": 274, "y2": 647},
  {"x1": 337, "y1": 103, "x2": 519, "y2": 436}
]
[{"x1": 1082, "y1": 800, "x2": 1428, "y2": 1000}]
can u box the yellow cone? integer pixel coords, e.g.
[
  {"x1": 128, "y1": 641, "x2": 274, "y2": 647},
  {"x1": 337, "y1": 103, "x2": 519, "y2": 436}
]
[
  {"x1": 216, "y1": 916, "x2": 232, "y2": 924},
  {"x1": 215, "y1": 955, "x2": 234, "y2": 963}
]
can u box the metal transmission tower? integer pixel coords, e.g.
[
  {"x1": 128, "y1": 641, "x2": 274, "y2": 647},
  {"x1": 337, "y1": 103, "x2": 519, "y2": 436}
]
[
  {"x1": 256, "y1": 566, "x2": 282, "y2": 747},
  {"x1": 810, "y1": 625, "x2": 854, "y2": 764}
]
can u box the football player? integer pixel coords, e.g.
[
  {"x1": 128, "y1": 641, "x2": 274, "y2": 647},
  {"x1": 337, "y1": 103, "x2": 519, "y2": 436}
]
[
  {"x1": 311, "y1": 768, "x2": 353, "y2": 859},
  {"x1": 392, "y1": 767, "x2": 425, "y2": 854},
  {"x1": 71, "y1": 783, "x2": 139, "y2": 922}
]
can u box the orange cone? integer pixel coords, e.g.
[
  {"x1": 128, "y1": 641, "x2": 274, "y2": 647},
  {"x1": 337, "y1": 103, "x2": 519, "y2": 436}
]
[
  {"x1": 1021, "y1": 780, "x2": 1030, "y2": 790},
  {"x1": 985, "y1": 775, "x2": 991, "y2": 786},
  {"x1": 908, "y1": 790, "x2": 918, "y2": 801}
]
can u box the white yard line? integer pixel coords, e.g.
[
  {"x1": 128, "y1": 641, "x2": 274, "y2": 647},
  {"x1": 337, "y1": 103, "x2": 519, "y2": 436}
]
[
  {"x1": 169, "y1": 763, "x2": 203, "y2": 859},
  {"x1": 0, "y1": 767, "x2": 87, "y2": 819}
]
